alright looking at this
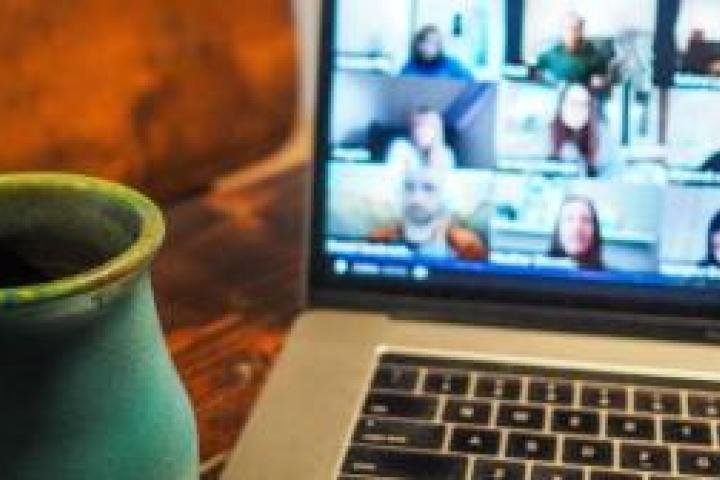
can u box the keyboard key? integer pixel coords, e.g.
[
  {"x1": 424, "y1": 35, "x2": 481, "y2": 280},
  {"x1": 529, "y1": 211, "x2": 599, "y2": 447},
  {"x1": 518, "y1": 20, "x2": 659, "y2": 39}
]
[
  {"x1": 443, "y1": 400, "x2": 491, "y2": 425},
  {"x1": 425, "y1": 371, "x2": 470, "y2": 396},
  {"x1": 606, "y1": 414, "x2": 655, "y2": 441},
  {"x1": 590, "y1": 472, "x2": 642, "y2": 480},
  {"x1": 552, "y1": 409, "x2": 600, "y2": 435},
  {"x1": 662, "y1": 419, "x2": 711, "y2": 445},
  {"x1": 563, "y1": 438, "x2": 613, "y2": 467},
  {"x1": 634, "y1": 390, "x2": 681, "y2": 415},
  {"x1": 476, "y1": 376, "x2": 522, "y2": 401},
  {"x1": 581, "y1": 385, "x2": 627, "y2": 411},
  {"x1": 532, "y1": 465, "x2": 583, "y2": 480},
  {"x1": 529, "y1": 380, "x2": 574, "y2": 405},
  {"x1": 363, "y1": 393, "x2": 437, "y2": 420},
  {"x1": 473, "y1": 460, "x2": 526, "y2": 480},
  {"x1": 677, "y1": 449, "x2": 720, "y2": 476},
  {"x1": 506, "y1": 433, "x2": 557, "y2": 461},
  {"x1": 353, "y1": 417, "x2": 445, "y2": 450},
  {"x1": 372, "y1": 366, "x2": 419, "y2": 392},
  {"x1": 342, "y1": 446, "x2": 467, "y2": 479},
  {"x1": 497, "y1": 404, "x2": 545, "y2": 430},
  {"x1": 450, "y1": 427, "x2": 500, "y2": 455},
  {"x1": 620, "y1": 443, "x2": 671, "y2": 473},
  {"x1": 688, "y1": 394, "x2": 720, "y2": 419}
]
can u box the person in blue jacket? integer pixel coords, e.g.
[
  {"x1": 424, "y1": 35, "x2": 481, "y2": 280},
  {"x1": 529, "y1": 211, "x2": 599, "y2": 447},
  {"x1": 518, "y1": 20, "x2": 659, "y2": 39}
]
[{"x1": 401, "y1": 25, "x2": 474, "y2": 81}]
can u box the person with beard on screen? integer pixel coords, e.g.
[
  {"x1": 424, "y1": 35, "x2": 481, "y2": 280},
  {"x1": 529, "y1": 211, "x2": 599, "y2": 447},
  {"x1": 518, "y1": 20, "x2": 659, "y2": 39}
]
[
  {"x1": 368, "y1": 156, "x2": 487, "y2": 261},
  {"x1": 401, "y1": 25, "x2": 474, "y2": 81}
]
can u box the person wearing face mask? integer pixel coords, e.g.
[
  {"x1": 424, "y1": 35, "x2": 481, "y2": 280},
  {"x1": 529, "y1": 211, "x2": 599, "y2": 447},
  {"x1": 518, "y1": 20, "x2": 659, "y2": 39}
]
[
  {"x1": 699, "y1": 211, "x2": 720, "y2": 268},
  {"x1": 548, "y1": 195, "x2": 605, "y2": 271},
  {"x1": 401, "y1": 25, "x2": 474, "y2": 81},
  {"x1": 550, "y1": 84, "x2": 600, "y2": 177},
  {"x1": 387, "y1": 107, "x2": 456, "y2": 172},
  {"x1": 368, "y1": 160, "x2": 487, "y2": 261}
]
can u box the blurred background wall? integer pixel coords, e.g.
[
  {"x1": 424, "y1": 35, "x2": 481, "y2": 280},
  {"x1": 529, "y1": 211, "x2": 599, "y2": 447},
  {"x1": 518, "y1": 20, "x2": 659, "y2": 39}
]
[{"x1": 0, "y1": 0, "x2": 297, "y2": 200}]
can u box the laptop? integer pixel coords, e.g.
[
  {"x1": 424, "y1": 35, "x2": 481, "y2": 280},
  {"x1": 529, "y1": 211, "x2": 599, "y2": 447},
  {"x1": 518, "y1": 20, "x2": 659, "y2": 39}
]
[{"x1": 223, "y1": 0, "x2": 720, "y2": 478}]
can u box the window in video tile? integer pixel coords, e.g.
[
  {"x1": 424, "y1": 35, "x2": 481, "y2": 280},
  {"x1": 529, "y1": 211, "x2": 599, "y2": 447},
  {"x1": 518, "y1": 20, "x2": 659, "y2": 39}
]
[
  {"x1": 491, "y1": 175, "x2": 663, "y2": 273},
  {"x1": 327, "y1": 163, "x2": 494, "y2": 262}
]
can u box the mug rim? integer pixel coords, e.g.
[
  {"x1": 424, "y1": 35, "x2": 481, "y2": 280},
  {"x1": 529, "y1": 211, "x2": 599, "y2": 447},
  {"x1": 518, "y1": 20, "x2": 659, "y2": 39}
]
[{"x1": 0, "y1": 173, "x2": 165, "y2": 309}]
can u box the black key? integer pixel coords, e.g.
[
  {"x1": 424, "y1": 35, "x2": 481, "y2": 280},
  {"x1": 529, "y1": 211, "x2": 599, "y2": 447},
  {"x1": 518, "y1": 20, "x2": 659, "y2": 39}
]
[
  {"x1": 688, "y1": 394, "x2": 720, "y2": 419},
  {"x1": 476, "y1": 376, "x2": 522, "y2": 401},
  {"x1": 662, "y1": 419, "x2": 712, "y2": 445},
  {"x1": 497, "y1": 404, "x2": 545, "y2": 430},
  {"x1": 606, "y1": 414, "x2": 655, "y2": 441},
  {"x1": 342, "y1": 446, "x2": 467, "y2": 479},
  {"x1": 634, "y1": 390, "x2": 681, "y2": 415},
  {"x1": 552, "y1": 409, "x2": 600, "y2": 435},
  {"x1": 581, "y1": 385, "x2": 627, "y2": 411},
  {"x1": 590, "y1": 472, "x2": 642, "y2": 480},
  {"x1": 425, "y1": 371, "x2": 470, "y2": 396},
  {"x1": 506, "y1": 433, "x2": 557, "y2": 461},
  {"x1": 528, "y1": 380, "x2": 574, "y2": 405},
  {"x1": 532, "y1": 465, "x2": 583, "y2": 480},
  {"x1": 450, "y1": 427, "x2": 500, "y2": 455},
  {"x1": 473, "y1": 459, "x2": 526, "y2": 479},
  {"x1": 677, "y1": 449, "x2": 720, "y2": 476},
  {"x1": 353, "y1": 417, "x2": 445, "y2": 450},
  {"x1": 372, "y1": 366, "x2": 419, "y2": 392},
  {"x1": 620, "y1": 443, "x2": 671, "y2": 473},
  {"x1": 444, "y1": 400, "x2": 491, "y2": 425},
  {"x1": 563, "y1": 438, "x2": 613, "y2": 467},
  {"x1": 363, "y1": 392, "x2": 437, "y2": 420}
]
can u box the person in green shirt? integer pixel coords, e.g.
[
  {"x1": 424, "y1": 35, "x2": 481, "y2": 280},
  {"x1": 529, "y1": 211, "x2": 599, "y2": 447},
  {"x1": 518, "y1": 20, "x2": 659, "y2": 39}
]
[{"x1": 535, "y1": 13, "x2": 610, "y2": 92}]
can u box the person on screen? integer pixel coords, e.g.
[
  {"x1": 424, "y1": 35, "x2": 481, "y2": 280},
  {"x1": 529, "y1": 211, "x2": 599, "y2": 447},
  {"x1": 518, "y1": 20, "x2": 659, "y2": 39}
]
[
  {"x1": 550, "y1": 84, "x2": 600, "y2": 177},
  {"x1": 386, "y1": 107, "x2": 456, "y2": 171},
  {"x1": 368, "y1": 161, "x2": 487, "y2": 261},
  {"x1": 699, "y1": 211, "x2": 720, "y2": 268},
  {"x1": 401, "y1": 25, "x2": 474, "y2": 81},
  {"x1": 548, "y1": 195, "x2": 605, "y2": 271},
  {"x1": 684, "y1": 29, "x2": 720, "y2": 76},
  {"x1": 535, "y1": 13, "x2": 610, "y2": 91}
]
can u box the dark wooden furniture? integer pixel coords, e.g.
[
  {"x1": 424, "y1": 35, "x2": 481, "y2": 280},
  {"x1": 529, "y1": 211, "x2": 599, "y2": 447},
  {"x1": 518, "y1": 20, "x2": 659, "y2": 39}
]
[
  {"x1": 155, "y1": 164, "x2": 307, "y2": 478},
  {"x1": 0, "y1": 0, "x2": 296, "y2": 200}
]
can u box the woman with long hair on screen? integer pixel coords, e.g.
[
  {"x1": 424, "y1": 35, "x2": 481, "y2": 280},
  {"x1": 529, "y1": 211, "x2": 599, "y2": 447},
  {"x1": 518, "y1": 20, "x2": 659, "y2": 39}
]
[
  {"x1": 700, "y1": 211, "x2": 720, "y2": 268},
  {"x1": 550, "y1": 84, "x2": 601, "y2": 177},
  {"x1": 549, "y1": 195, "x2": 605, "y2": 271}
]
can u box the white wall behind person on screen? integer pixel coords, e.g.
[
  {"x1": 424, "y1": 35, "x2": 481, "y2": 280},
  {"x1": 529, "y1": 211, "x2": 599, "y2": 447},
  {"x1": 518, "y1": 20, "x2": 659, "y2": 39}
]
[
  {"x1": 523, "y1": 0, "x2": 657, "y2": 63},
  {"x1": 666, "y1": 89, "x2": 720, "y2": 169},
  {"x1": 676, "y1": 0, "x2": 720, "y2": 48},
  {"x1": 336, "y1": 0, "x2": 412, "y2": 73},
  {"x1": 660, "y1": 189, "x2": 720, "y2": 265}
]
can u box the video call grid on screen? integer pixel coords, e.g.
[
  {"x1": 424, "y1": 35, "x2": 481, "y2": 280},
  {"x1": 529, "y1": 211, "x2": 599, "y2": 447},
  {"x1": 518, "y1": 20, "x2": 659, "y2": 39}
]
[{"x1": 324, "y1": 0, "x2": 720, "y2": 286}]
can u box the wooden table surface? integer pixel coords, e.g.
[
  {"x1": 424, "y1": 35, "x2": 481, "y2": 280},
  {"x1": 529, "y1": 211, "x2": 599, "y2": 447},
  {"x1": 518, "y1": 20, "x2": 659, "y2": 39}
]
[{"x1": 154, "y1": 163, "x2": 307, "y2": 479}]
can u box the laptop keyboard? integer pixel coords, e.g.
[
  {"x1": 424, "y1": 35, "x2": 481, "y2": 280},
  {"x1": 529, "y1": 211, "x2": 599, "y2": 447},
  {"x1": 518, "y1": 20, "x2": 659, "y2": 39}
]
[{"x1": 338, "y1": 353, "x2": 720, "y2": 479}]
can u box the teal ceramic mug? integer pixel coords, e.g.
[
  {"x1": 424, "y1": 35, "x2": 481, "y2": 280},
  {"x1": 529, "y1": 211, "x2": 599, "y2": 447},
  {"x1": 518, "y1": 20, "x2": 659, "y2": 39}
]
[{"x1": 0, "y1": 173, "x2": 199, "y2": 480}]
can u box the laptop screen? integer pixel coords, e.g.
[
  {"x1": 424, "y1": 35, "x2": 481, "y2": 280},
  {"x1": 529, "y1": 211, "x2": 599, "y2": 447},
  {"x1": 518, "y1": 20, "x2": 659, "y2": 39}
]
[{"x1": 312, "y1": 0, "x2": 720, "y2": 312}]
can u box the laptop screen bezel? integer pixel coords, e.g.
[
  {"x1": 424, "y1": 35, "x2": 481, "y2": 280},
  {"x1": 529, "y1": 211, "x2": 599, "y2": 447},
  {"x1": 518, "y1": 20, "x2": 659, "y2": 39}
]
[{"x1": 307, "y1": 0, "x2": 720, "y2": 330}]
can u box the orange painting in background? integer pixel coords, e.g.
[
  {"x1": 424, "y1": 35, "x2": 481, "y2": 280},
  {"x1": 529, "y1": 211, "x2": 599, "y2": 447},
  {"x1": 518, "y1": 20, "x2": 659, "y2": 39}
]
[{"x1": 0, "y1": 0, "x2": 297, "y2": 199}]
